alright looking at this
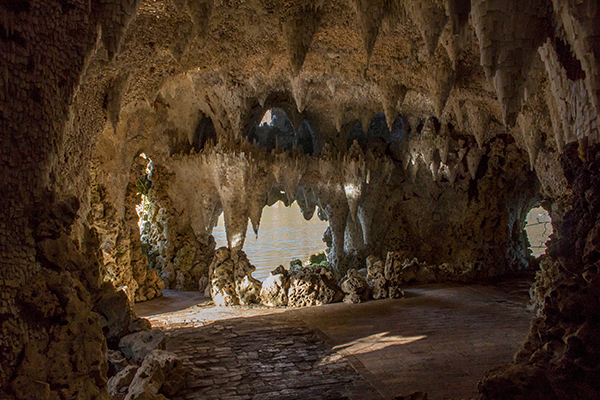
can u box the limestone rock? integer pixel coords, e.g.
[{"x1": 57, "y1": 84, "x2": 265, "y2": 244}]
[
  {"x1": 370, "y1": 276, "x2": 389, "y2": 300},
  {"x1": 260, "y1": 266, "x2": 290, "y2": 307},
  {"x1": 129, "y1": 318, "x2": 152, "y2": 333},
  {"x1": 209, "y1": 247, "x2": 262, "y2": 306},
  {"x1": 233, "y1": 251, "x2": 262, "y2": 305},
  {"x1": 367, "y1": 256, "x2": 388, "y2": 299},
  {"x1": 288, "y1": 266, "x2": 344, "y2": 307},
  {"x1": 125, "y1": 350, "x2": 186, "y2": 400},
  {"x1": 384, "y1": 252, "x2": 414, "y2": 284},
  {"x1": 107, "y1": 349, "x2": 133, "y2": 376},
  {"x1": 108, "y1": 365, "x2": 139, "y2": 400},
  {"x1": 210, "y1": 257, "x2": 239, "y2": 306},
  {"x1": 119, "y1": 330, "x2": 166, "y2": 363},
  {"x1": 95, "y1": 282, "x2": 136, "y2": 348},
  {"x1": 340, "y1": 269, "x2": 371, "y2": 303}
]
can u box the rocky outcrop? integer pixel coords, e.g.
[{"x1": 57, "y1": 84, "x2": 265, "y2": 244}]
[
  {"x1": 125, "y1": 350, "x2": 186, "y2": 400},
  {"x1": 108, "y1": 365, "x2": 138, "y2": 400},
  {"x1": 119, "y1": 330, "x2": 166, "y2": 364},
  {"x1": 366, "y1": 255, "x2": 404, "y2": 300},
  {"x1": 137, "y1": 162, "x2": 216, "y2": 292},
  {"x1": 260, "y1": 266, "x2": 291, "y2": 307},
  {"x1": 384, "y1": 253, "x2": 480, "y2": 285},
  {"x1": 95, "y1": 282, "x2": 137, "y2": 348},
  {"x1": 340, "y1": 269, "x2": 371, "y2": 304},
  {"x1": 208, "y1": 247, "x2": 262, "y2": 306},
  {"x1": 106, "y1": 349, "x2": 186, "y2": 400},
  {"x1": 90, "y1": 160, "x2": 165, "y2": 303},
  {"x1": 107, "y1": 323, "x2": 183, "y2": 399},
  {"x1": 288, "y1": 266, "x2": 344, "y2": 307}
]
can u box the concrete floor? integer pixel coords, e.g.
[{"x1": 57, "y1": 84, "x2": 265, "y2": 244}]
[{"x1": 135, "y1": 281, "x2": 533, "y2": 400}]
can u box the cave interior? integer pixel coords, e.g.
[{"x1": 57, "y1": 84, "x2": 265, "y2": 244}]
[{"x1": 1, "y1": 0, "x2": 600, "y2": 398}]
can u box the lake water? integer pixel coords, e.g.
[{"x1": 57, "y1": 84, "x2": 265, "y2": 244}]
[
  {"x1": 212, "y1": 201, "x2": 330, "y2": 281},
  {"x1": 212, "y1": 204, "x2": 553, "y2": 281}
]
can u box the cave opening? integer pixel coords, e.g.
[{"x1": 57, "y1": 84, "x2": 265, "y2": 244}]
[
  {"x1": 249, "y1": 107, "x2": 316, "y2": 154},
  {"x1": 524, "y1": 206, "x2": 553, "y2": 258},
  {"x1": 212, "y1": 200, "x2": 329, "y2": 281}
]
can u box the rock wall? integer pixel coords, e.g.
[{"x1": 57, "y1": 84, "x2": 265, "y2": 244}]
[
  {"x1": 0, "y1": 0, "x2": 143, "y2": 397},
  {"x1": 479, "y1": 142, "x2": 600, "y2": 398},
  {"x1": 90, "y1": 160, "x2": 164, "y2": 303},
  {"x1": 137, "y1": 160, "x2": 217, "y2": 291}
]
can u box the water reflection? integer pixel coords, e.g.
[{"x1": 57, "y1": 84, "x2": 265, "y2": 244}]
[{"x1": 212, "y1": 201, "x2": 329, "y2": 281}]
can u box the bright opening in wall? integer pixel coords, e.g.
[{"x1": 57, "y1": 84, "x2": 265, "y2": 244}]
[
  {"x1": 260, "y1": 109, "x2": 274, "y2": 126},
  {"x1": 212, "y1": 201, "x2": 329, "y2": 280},
  {"x1": 524, "y1": 207, "x2": 553, "y2": 257}
]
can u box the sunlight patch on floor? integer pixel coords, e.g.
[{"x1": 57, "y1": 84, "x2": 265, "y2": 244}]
[{"x1": 333, "y1": 332, "x2": 427, "y2": 355}]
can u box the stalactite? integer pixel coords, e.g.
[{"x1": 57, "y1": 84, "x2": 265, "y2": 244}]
[
  {"x1": 353, "y1": 0, "x2": 387, "y2": 65},
  {"x1": 290, "y1": 76, "x2": 308, "y2": 113},
  {"x1": 282, "y1": 4, "x2": 322, "y2": 75},
  {"x1": 404, "y1": 0, "x2": 448, "y2": 57},
  {"x1": 186, "y1": 0, "x2": 214, "y2": 38},
  {"x1": 378, "y1": 82, "x2": 407, "y2": 131}
]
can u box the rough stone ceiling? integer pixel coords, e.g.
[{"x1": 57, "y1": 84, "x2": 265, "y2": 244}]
[
  {"x1": 74, "y1": 0, "x2": 598, "y2": 177},
  {"x1": 86, "y1": 0, "x2": 504, "y2": 144}
]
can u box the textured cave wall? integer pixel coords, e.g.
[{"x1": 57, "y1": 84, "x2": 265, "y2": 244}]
[
  {"x1": 2, "y1": 0, "x2": 600, "y2": 399},
  {"x1": 0, "y1": 0, "x2": 143, "y2": 398},
  {"x1": 371, "y1": 134, "x2": 539, "y2": 278},
  {"x1": 89, "y1": 158, "x2": 165, "y2": 303},
  {"x1": 479, "y1": 143, "x2": 600, "y2": 399}
]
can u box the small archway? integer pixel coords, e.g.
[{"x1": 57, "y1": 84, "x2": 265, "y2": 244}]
[
  {"x1": 524, "y1": 207, "x2": 553, "y2": 257},
  {"x1": 248, "y1": 108, "x2": 316, "y2": 154},
  {"x1": 212, "y1": 200, "x2": 329, "y2": 280}
]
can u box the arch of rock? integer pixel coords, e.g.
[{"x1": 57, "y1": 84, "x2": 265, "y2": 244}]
[{"x1": 1, "y1": 0, "x2": 600, "y2": 398}]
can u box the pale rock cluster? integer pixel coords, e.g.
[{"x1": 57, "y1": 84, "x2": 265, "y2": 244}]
[{"x1": 208, "y1": 247, "x2": 262, "y2": 306}]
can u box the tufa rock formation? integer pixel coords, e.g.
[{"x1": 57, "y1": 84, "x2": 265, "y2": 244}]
[{"x1": 1, "y1": 0, "x2": 600, "y2": 398}]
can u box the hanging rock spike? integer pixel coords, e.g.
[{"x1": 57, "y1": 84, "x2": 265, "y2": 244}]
[
  {"x1": 282, "y1": 4, "x2": 322, "y2": 75},
  {"x1": 378, "y1": 83, "x2": 407, "y2": 131},
  {"x1": 404, "y1": 0, "x2": 448, "y2": 58},
  {"x1": 333, "y1": 104, "x2": 344, "y2": 133},
  {"x1": 290, "y1": 76, "x2": 308, "y2": 113},
  {"x1": 470, "y1": 0, "x2": 551, "y2": 127},
  {"x1": 353, "y1": 0, "x2": 387, "y2": 64},
  {"x1": 428, "y1": 62, "x2": 455, "y2": 118},
  {"x1": 465, "y1": 100, "x2": 491, "y2": 149},
  {"x1": 441, "y1": 0, "x2": 471, "y2": 66},
  {"x1": 186, "y1": 0, "x2": 214, "y2": 38},
  {"x1": 466, "y1": 147, "x2": 483, "y2": 180},
  {"x1": 360, "y1": 112, "x2": 372, "y2": 133}
]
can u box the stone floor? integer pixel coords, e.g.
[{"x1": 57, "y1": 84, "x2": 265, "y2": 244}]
[{"x1": 135, "y1": 279, "x2": 534, "y2": 400}]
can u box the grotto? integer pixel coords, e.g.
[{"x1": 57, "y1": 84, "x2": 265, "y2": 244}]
[{"x1": 1, "y1": 0, "x2": 600, "y2": 399}]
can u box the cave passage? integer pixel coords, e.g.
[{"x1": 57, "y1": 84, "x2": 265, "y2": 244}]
[
  {"x1": 524, "y1": 207, "x2": 553, "y2": 258},
  {"x1": 212, "y1": 201, "x2": 329, "y2": 280}
]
